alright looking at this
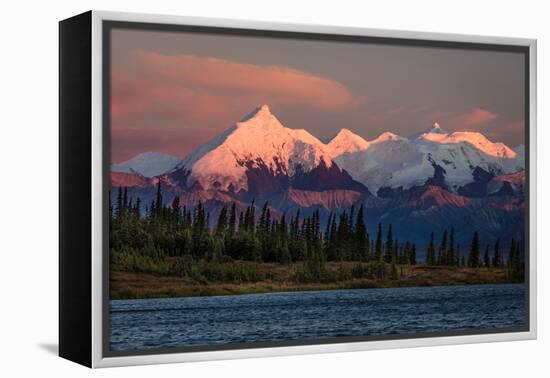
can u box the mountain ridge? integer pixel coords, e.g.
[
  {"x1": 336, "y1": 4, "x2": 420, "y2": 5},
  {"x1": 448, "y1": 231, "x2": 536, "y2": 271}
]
[
  {"x1": 109, "y1": 104, "x2": 525, "y2": 245},
  {"x1": 174, "y1": 104, "x2": 523, "y2": 195},
  {"x1": 113, "y1": 105, "x2": 523, "y2": 194}
]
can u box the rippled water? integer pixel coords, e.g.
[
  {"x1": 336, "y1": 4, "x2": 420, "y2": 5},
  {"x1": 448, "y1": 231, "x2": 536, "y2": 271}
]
[{"x1": 110, "y1": 283, "x2": 526, "y2": 352}]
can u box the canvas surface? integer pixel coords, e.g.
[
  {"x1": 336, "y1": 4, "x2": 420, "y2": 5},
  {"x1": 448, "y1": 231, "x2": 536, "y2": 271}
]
[{"x1": 106, "y1": 23, "x2": 528, "y2": 354}]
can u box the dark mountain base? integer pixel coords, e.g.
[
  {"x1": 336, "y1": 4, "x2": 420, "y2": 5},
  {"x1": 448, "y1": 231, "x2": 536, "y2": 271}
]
[{"x1": 111, "y1": 172, "x2": 525, "y2": 246}]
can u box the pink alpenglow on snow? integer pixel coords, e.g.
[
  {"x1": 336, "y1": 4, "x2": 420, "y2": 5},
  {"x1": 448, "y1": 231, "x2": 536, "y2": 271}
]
[{"x1": 171, "y1": 106, "x2": 523, "y2": 194}]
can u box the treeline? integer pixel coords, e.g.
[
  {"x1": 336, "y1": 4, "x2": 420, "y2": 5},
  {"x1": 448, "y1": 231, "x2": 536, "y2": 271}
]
[
  {"x1": 110, "y1": 182, "x2": 524, "y2": 282},
  {"x1": 110, "y1": 183, "x2": 417, "y2": 266},
  {"x1": 425, "y1": 229, "x2": 524, "y2": 280}
]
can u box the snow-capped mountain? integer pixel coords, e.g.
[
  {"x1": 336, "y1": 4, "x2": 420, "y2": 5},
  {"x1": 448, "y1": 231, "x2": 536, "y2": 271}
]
[
  {"x1": 174, "y1": 104, "x2": 340, "y2": 193},
  {"x1": 414, "y1": 123, "x2": 516, "y2": 158},
  {"x1": 115, "y1": 107, "x2": 524, "y2": 198},
  {"x1": 330, "y1": 122, "x2": 524, "y2": 195},
  {"x1": 112, "y1": 152, "x2": 181, "y2": 178},
  {"x1": 110, "y1": 106, "x2": 526, "y2": 244}
]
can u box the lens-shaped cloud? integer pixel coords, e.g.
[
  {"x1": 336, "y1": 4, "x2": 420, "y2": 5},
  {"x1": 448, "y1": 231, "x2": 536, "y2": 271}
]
[{"x1": 111, "y1": 51, "x2": 355, "y2": 129}]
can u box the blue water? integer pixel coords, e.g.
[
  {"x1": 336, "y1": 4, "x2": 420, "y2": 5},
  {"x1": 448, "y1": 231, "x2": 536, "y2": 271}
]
[{"x1": 110, "y1": 283, "x2": 526, "y2": 351}]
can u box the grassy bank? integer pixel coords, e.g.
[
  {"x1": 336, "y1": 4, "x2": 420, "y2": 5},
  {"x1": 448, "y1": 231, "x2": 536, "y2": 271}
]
[{"x1": 110, "y1": 261, "x2": 512, "y2": 300}]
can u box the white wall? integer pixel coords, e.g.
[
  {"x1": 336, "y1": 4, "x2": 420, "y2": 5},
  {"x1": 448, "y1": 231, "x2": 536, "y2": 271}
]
[{"x1": 1, "y1": 0, "x2": 547, "y2": 376}]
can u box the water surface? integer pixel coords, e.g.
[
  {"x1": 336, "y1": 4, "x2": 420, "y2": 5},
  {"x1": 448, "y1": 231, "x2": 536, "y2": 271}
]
[{"x1": 110, "y1": 283, "x2": 526, "y2": 351}]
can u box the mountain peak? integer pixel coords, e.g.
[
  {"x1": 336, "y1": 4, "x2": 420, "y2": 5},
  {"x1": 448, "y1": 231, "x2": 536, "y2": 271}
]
[
  {"x1": 372, "y1": 131, "x2": 403, "y2": 143},
  {"x1": 425, "y1": 122, "x2": 447, "y2": 134},
  {"x1": 327, "y1": 128, "x2": 369, "y2": 157},
  {"x1": 180, "y1": 104, "x2": 332, "y2": 193},
  {"x1": 236, "y1": 104, "x2": 286, "y2": 133},
  {"x1": 239, "y1": 104, "x2": 273, "y2": 122},
  {"x1": 331, "y1": 128, "x2": 366, "y2": 142},
  {"x1": 335, "y1": 128, "x2": 354, "y2": 137}
]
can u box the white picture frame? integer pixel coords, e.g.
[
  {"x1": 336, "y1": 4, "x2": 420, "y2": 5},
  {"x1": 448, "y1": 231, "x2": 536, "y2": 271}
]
[{"x1": 59, "y1": 10, "x2": 537, "y2": 368}]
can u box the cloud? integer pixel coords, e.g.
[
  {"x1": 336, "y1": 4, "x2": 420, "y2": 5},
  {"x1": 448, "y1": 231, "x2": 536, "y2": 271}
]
[
  {"x1": 460, "y1": 107, "x2": 498, "y2": 127},
  {"x1": 442, "y1": 107, "x2": 498, "y2": 130},
  {"x1": 111, "y1": 52, "x2": 355, "y2": 129}
]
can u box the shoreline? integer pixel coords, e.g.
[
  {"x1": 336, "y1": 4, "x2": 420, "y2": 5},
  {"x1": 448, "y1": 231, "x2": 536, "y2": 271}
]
[{"x1": 110, "y1": 264, "x2": 518, "y2": 300}]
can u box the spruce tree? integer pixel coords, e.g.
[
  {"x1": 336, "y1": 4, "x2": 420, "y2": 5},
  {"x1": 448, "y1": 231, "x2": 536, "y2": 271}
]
[
  {"x1": 248, "y1": 201, "x2": 256, "y2": 233},
  {"x1": 149, "y1": 200, "x2": 156, "y2": 220},
  {"x1": 349, "y1": 205, "x2": 355, "y2": 235},
  {"x1": 258, "y1": 202, "x2": 269, "y2": 236},
  {"x1": 258, "y1": 202, "x2": 274, "y2": 261},
  {"x1": 365, "y1": 230, "x2": 371, "y2": 261},
  {"x1": 507, "y1": 238, "x2": 516, "y2": 278},
  {"x1": 375, "y1": 223, "x2": 383, "y2": 261},
  {"x1": 324, "y1": 213, "x2": 332, "y2": 256},
  {"x1": 313, "y1": 210, "x2": 321, "y2": 242},
  {"x1": 403, "y1": 241, "x2": 409, "y2": 264},
  {"x1": 438, "y1": 230, "x2": 447, "y2": 265},
  {"x1": 244, "y1": 205, "x2": 252, "y2": 233},
  {"x1": 328, "y1": 214, "x2": 338, "y2": 261},
  {"x1": 278, "y1": 213, "x2": 290, "y2": 264},
  {"x1": 355, "y1": 205, "x2": 368, "y2": 261},
  {"x1": 513, "y1": 240, "x2": 523, "y2": 279},
  {"x1": 155, "y1": 180, "x2": 163, "y2": 217},
  {"x1": 468, "y1": 231, "x2": 480, "y2": 268},
  {"x1": 116, "y1": 186, "x2": 123, "y2": 219},
  {"x1": 448, "y1": 227, "x2": 455, "y2": 266},
  {"x1": 288, "y1": 210, "x2": 302, "y2": 261},
  {"x1": 426, "y1": 232, "x2": 436, "y2": 265},
  {"x1": 228, "y1": 203, "x2": 236, "y2": 235},
  {"x1": 484, "y1": 245, "x2": 490, "y2": 268},
  {"x1": 384, "y1": 224, "x2": 393, "y2": 263},
  {"x1": 135, "y1": 197, "x2": 141, "y2": 218},
  {"x1": 410, "y1": 243, "x2": 417, "y2": 265},
  {"x1": 123, "y1": 187, "x2": 128, "y2": 214},
  {"x1": 216, "y1": 205, "x2": 228, "y2": 235},
  {"x1": 336, "y1": 211, "x2": 350, "y2": 260},
  {"x1": 238, "y1": 211, "x2": 244, "y2": 232},
  {"x1": 507, "y1": 238, "x2": 523, "y2": 280},
  {"x1": 492, "y1": 239, "x2": 501, "y2": 267}
]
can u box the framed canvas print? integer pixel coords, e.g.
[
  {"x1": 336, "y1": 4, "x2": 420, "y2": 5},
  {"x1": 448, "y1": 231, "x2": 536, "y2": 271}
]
[{"x1": 59, "y1": 10, "x2": 537, "y2": 368}]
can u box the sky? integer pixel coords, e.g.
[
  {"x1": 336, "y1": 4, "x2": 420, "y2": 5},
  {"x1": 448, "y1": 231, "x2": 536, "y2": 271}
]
[{"x1": 110, "y1": 28, "x2": 526, "y2": 163}]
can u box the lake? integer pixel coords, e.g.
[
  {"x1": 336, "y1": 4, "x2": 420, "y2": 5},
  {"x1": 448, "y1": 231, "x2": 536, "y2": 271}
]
[{"x1": 110, "y1": 283, "x2": 526, "y2": 352}]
